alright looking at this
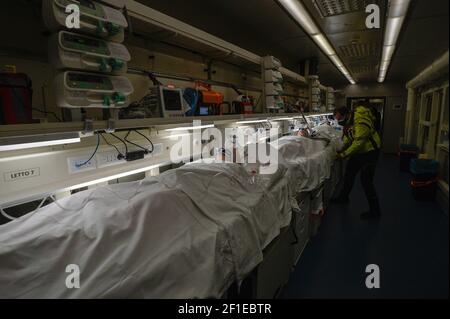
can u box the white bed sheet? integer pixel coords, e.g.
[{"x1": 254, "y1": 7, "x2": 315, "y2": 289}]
[
  {"x1": 0, "y1": 163, "x2": 291, "y2": 299},
  {"x1": 0, "y1": 179, "x2": 235, "y2": 299},
  {"x1": 0, "y1": 126, "x2": 339, "y2": 299},
  {"x1": 272, "y1": 126, "x2": 341, "y2": 194}
]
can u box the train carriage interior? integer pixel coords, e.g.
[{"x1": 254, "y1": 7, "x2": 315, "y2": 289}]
[{"x1": 0, "y1": 0, "x2": 448, "y2": 302}]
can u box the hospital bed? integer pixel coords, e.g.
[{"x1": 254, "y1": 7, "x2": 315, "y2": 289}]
[
  {"x1": 228, "y1": 126, "x2": 343, "y2": 298},
  {"x1": 0, "y1": 125, "x2": 342, "y2": 299}
]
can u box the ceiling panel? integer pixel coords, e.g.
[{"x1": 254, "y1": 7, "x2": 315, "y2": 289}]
[
  {"x1": 313, "y1": 0, "x2": 381, "y2": 17},
  {"x1": 386, "y1": 0, "x2": 449, "y2": 82},
  {"x1": 135, "y1": 0, "x2": 448, "y2": 87},
  {"x1": 303, "y1": 0, "x2": 386, "y2": 83},
  {"x1": 137, "y1": 0, "x2": 345, "y2": 85}
]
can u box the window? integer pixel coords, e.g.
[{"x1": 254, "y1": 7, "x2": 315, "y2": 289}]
[
  {"x1": 417, "y1": 85, "x2": 449, "y2": 158},
  {"x1": 424, "y1": 94, "x2": 433, "y2": 121},
  {"x1": 440, "y1": 151, "x2": 449, "y2": 185},
  {"x1": 439, "y1": 87, "x2": 449, "y2": 146},
  {"x1": 436, "y1": 86, "x2": 449, "y2": 187},
  {"x1": 421, "y1": 126, "x2": 430, "y2": 153}
]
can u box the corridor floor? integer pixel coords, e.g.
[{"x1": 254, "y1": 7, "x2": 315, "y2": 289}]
[{"x1": 281, "y1": 155, "x2": 449, "y2": 299}]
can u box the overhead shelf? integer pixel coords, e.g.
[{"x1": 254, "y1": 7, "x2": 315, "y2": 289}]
[
  {"x1": 0, "y1": 1, "x2": 313, "y2": 141},
  {"x1": 279, "y1": 67, "x2": 307, "y2": 85},
  {"x1": 127, "y1": 1, "x2": 260, "y2": 66},
  {"x1": 125, "y1": 1, "x2": 306, "y2": 82}
]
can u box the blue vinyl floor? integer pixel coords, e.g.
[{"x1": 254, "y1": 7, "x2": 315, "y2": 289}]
[{"x1": 281, "y1": 155, "x2": 449, "y2": 299}]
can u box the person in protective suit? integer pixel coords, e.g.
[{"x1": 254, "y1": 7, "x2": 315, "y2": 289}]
[{"x1": 332, "y1": 101, "x2": 382, "y2": 220}]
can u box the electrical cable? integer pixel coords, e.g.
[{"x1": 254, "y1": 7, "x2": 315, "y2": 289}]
[
  {"x1": 0, "y1": 195, "x2": 53, "y2": 223},
  {"x1": 76, "y1": 133, "x2": 100, "y2": 168},
  {"x1": 183, "y1": 88, "x2": 200, "y2": 116},
  {"x1": 110, "y1": 132, "x2": 128, "y2": 155},
  {"x1": 32, "y1": 107, "x2": 62, "y2": 122},
  {"x1": 254, "y1": 94, "x2": 261, "y2": 110},
  {"x1": 1, "y1": 76, "x2": 63, "y2": 123},
  {"x1": 49, "y1": 192, "x2": 96, "y2": 212},
  {"x1": 133, "y1": 129, "x2": 154, "y2": 153},
  {"x1": 0, "y1": 207, "x2": 16, "y2": 221},
  {"x1": 100, "y1": 133, "x2": 125, "y2": 160},
  {"x1": 124, "y1": 131, "x2": 149, "y2": 154}
]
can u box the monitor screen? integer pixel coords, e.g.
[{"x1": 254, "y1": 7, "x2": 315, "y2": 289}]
[
  {"x1": 64, "y1": 33, "x2": 101, "y2": 48},
  {"x1": 68, "y1": 73, "x2": 104, "y2": 84},
  {"x1": 79, "y1": 0, "x2": 96, "y2": 10},
  {"x1": 162, "y1": 89, "x2": 183, "y2": 111}
]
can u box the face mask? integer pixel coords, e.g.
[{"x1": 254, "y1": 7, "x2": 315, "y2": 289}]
[{"x1": 338, "y1": 120, "x2": 347, "y2": 126}]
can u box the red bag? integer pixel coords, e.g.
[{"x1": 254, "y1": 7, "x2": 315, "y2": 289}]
[{"x1": 0, "y1": 73, "x2": 33, "y2": 124}]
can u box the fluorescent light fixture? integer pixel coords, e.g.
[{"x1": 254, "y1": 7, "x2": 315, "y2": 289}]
[
  {"x1": 329, "y1": 55, "x2": 344, "y2": 67},
  {"x1": 66, "y1": 163, "x2": 162, "y2": 190},
  {"x1": 278, "y1": 0, "x2": 320, "y2": 35},
  {"x1": 236, "y1": 119, "x2": 269, "y2": 124},
  {"x1": 378, "y1": 0, "x2": 410, "y2": 83},
  {"x1": 292, "y1": 113, "x2": 332, "y2": 120},
  {"x1": 165, "y1": 124, "x2": 215, "y2": 132},
  {"x1": 277, "y1": 0, "x2": 355, "y2": 84},
  {"x1": 270, "y1": 117, "x2": 294, "y2": 121},
  {"x1": 0, "y1": 133, "x2": 81, "y2": 152},
  {"x1": 345, "y1": 74, "x2": 356, "y2": 84},
  {"x1": 311, "y1": 34, "x2": 336, "y2": 56},
  {"x1": 384, "y1": 16, "x2": 405, "y2": 46},
  {"x1": 338, "y1": 65, "x2": 350, "y2": 75},
  {"x1": 301, "y1": 113, "x2": 333, "y2": 118},
  {"x1": 380, "y1": 60, "x2": 389, "y2": 71},
  {"x1": 382, "y1": 45, "x2": 396, "y2": 62},
  {"x1": 389, "y1": 0, "x2": 410, "y2": 17}
]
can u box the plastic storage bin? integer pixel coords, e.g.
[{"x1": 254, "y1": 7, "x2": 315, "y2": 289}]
[
  {"x1": 411, "y1": 179, "x2": 438, "y2": 201},
  {"x1": 399, "y1": 144, "x2": 419, "y2": 172},
  {"x1": 0, "y1": 73, "x2": 33, "y2": 125},
  {"x1": 410, "y1": 159, "x2": 439, "y2": 181}
]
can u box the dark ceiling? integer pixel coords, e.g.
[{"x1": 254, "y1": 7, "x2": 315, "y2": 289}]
[{"x1": 138, "y1": 0, "x2": 449, "y2": 87}]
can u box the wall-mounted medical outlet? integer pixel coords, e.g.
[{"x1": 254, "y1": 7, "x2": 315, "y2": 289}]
[
  {"x1": 97, "y1": 151, "x2": 126, "y2": 168},
  {"x1": 68, "y1": 155, "x2": 97, "y2": 174},
  {"x1": 151, "y1": 143, "x2": 163, "y2": 157}
]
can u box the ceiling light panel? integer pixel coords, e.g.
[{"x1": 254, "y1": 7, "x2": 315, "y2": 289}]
[
  {"x1": 313, "y1": 0, "x2": 380, "y2": 17},
  {"x1": 329, "y1": 54, "x2": 344, "y2": 67},
  {"x1": 384, "y1": 16, "x2": 405, "y2": 46},
  {"x1": 381, "y1": 45, "x2": 396, "y2": 62},
  {"x1": 311, "y1": 34, "x2": 336, "y2": 55},
  {"x1": 277, "y1": 0, "x2": 355, "y2": 84},
  {"x1": 278, "y1": 0, "x2": 320, "y2": 35},
  {"x1": 378, "y1": 0, "x2": 411, "y2": 83},
  {"x1": 339, "y1": 43, "x2": 379, "y2": 58},
  {"x1": 388, "y1": 0, "x2": 410, "y2": 17},
  {"x1": 380, "y1": 60, "x2": 389, "y2": 71}
]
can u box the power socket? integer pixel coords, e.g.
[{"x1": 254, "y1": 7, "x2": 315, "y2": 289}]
[
  {"x1": 152, "y1": 143, "x2": 163, "y2": 156},
  {"x1": 68, "y1": 155, "x2": 97, "y2": 174},
  {"x1": 97, "y1": 150, "x2": 126, "y2": 168}
]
